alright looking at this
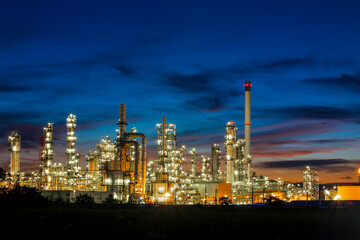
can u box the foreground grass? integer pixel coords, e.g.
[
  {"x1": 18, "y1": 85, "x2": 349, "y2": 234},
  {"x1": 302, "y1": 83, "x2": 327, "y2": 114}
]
[{"x1": 1, "y1": 205, "x2": 359, "y2": 240}]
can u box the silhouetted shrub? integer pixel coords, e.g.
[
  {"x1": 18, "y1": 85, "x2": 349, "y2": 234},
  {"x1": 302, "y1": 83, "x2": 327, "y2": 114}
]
[
  {"x1": 0, "y1": 167, "x2": 5, "y2": 180},
  {"x1": 103, "y1": 194, "x2": 119, "y2": 207},
  {"x1": 74, "y1": 194, "x2": 95, "y2": 206},
  {"x1": 0, "y1": 185, "x2": 50, "y2": 208},
  {"x1": 219, "y1": 197, "x2": 232, "y2": 205},
  {"x1": 266, "y1": 195, "x2": 285, "y2": 208}
]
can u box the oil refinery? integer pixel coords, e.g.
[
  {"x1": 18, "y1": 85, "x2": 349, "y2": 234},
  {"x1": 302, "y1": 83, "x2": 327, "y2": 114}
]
[{"x1": 1, "y1": 81, "x2": 359, "y2": 204}]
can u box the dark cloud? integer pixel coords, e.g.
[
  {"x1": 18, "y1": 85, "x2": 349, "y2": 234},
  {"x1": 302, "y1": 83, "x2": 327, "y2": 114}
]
[
  {"x1": 185, "y1": 94, "x2": 236, "y2": 112},
  {"x1": 256, "y1": 159, "x2": 360, "y2": 173},
  {"x1": 303, "y1": 72, "x2": 360, "y2": 93},
  {"x1": 253, "y1": 121, "x2": 337, "y2": 141},
  {"x1": 257, "y1": 105, "x2": 360, "y2": 123},
  {"x1": 0, "y1": 68, "x2": 53, "y2": 84},
  {"x1": 254, "y1": 138, "x2": 359, "y2": 149},
  {"x1": 221, "y1": 57, "x2": 317, "y2": 76},
  {"x1": 252, "y1": 146, "x2": 345, "y2": 158},
  {"x1": 162, "y1": 71, "x2": 242, "y2": 112},
  {"x1": 0, "y1": 110, "x2": 50, "y2": 127},
  {"x1": 163, "y1": 72, "x2": 214, "y2": 93},
  {"x1": 258, "y1": 57, "x2": 314, "y2": 71},
  {"x1": 0, "y1": 85, "x2": 33, "y2": 92},
  {"x1": 112, "y1": 65, "x2": 137, "y2": 75}
]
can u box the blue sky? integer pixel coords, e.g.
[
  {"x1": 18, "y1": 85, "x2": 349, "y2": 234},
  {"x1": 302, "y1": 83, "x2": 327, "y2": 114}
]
[{"x1": 0, "y1": 0, "x2": 360, "y2": 182}]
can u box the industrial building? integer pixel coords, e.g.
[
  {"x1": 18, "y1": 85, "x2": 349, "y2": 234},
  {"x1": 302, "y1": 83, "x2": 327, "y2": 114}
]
[{"x1": 2, "y1": 80, "x2": 358, "y2": 204}]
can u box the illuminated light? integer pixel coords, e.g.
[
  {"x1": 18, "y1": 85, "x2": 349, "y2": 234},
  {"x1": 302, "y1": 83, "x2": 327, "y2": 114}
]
[
  {"x1": 243, "y1": 122, "x2": 252, "y2": 125},
  {"x1": 243, "y1": 83, "x2": 252, "y2": 87}
]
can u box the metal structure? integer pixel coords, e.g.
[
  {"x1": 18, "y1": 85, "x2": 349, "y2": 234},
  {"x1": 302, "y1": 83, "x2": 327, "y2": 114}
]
[
  {"x1": 200, "y1": 155, "x2": 211, "y2": 181},
  {"x1": 210, "y1": 144, "x2": 221, "y2": 180},
  {"x1": 190, "y1": 147, "x2": 197, "y2": 179},
  {"x1": 302, "y1": 166, "x2": 319, "y2": 200},
  {"x1": 244, "y1": 81, "x2": 252, "y2": 171},
  {"x1": 8, "y1": 131, "x2": 21, "y2": 176},
  {"x1": 225, "y1": 121, "x2": 237, "y2": 183},
  {"x1": 1, "y1": 81, "x2": 323, "y2": 205},
  {"x1": 40, "y1": 123, "x2": 54, "y2": 188},
  {"x1": 66, "y1": 114, "x2": 80, "y2": 176}
]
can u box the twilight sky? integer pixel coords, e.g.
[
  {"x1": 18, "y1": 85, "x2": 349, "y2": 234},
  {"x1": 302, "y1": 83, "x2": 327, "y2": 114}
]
[{"x1": 1, "y1": 0, "x2": 360, "y2": 183}]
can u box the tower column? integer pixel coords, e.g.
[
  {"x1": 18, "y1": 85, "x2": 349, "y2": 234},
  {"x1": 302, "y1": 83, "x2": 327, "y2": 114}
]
[{"x1": 244, "y1": 81, "x2": 252, "y2": 179}]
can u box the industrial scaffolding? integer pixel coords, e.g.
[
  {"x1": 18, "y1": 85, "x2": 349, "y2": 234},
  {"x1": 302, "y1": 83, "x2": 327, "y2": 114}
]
[{"x1": 1, "y1": 81, "x2": 323, "y2": 205}]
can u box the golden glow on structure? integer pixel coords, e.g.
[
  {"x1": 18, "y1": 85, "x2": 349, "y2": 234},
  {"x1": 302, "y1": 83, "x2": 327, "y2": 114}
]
[
  {"x1": 8, "y1": 131, "x2": 21, "y2": 176},
  {"x1": 7, "y1": 82, "x2": 355, "y2": 205}
]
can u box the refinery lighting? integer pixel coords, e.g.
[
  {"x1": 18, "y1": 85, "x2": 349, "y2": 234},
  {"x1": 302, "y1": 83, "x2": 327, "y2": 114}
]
[{"x1": 2, "y1": 80, "x2": 343, "y2": 205}]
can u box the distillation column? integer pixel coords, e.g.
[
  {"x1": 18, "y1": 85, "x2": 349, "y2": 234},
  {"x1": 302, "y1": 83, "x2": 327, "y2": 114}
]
[
  {"x1": 8, "y1": 131, "x2": 21, "y2": 176},
  {"x1": 41, "y1": 123, "x2": 54, "y2": 187},
  {"x1": 211, "y1": 144, "x2": 221, "y2": 180},
  {"x1": 244, "y1": 81, "x2": 252, "y2": 180},
  {"x1": 156, "y1": 116, "x2": 177, "y2": 177},
  {"x1": 66, "y1": 114, "x2": 79, "y2": 176},
  {"x1": 225, "y1": 122, "x2": 237, "y2": 183},
  {"x1": 116, "y1": 104, "x2": 147, "y2": 199},
  {"x1": 190, "y1": 147, "x2": 197, "y2": 179},
  {"x1": 201, "y1": 155, "x2": 211, "y2": 181}
]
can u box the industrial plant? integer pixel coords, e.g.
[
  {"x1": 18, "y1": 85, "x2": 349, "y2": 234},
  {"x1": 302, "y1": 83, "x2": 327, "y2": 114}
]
[{"x1": 1, "y1": 81, "x2": 358, "y2": 204}]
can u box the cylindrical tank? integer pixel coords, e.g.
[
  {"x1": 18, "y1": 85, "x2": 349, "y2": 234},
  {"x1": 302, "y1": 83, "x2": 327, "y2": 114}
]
[
  {"x1": 8, "y1": 131, "x2": 21, "y2": 175},
  {"x1": 66, "y1": 114, "x2": 77, "y2": 174},
  {"x1": 225, "y1": 122, "x2": 237, "y2": 183}
]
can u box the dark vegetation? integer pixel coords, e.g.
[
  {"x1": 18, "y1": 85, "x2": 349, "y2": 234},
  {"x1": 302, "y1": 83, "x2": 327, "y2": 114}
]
[
  {"x1": 266, "y1": 195, "x2": 285, "y2": 208},
  {"x1": 0, "y1": 167, "x2": 5, "y2": 179},
  {"x1": 0, "y1": 186, "x2": 359, "y2": 240},
  {"x1": 0, "y1": 185, "x2": 50, "y2": 208}
]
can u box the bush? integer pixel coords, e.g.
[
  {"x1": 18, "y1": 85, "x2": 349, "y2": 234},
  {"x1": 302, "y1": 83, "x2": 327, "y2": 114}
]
[
  {"x1": 265, "y1": 195, "x2": 285, "y2": 208},
  {"x1": 219, "y1": 197, "x2": 232, "y2": 205},
  {"x1": 103, "y1": 194, "x2": 119, "y2": 207},
  {"x1": 0, "y1": 185, "x2": 50, "y2": 208},
  {"x1": 74, "y1": 194, "x2": 95, "y2": 205}
]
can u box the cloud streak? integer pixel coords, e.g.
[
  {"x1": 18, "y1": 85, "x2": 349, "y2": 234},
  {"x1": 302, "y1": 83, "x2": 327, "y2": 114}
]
[
  {"x1": 256, "y1": 159, "x2": 360, "y2": 173},
  {"x1": 303, "y1": 72, "x2": 360, "y2": 93}
]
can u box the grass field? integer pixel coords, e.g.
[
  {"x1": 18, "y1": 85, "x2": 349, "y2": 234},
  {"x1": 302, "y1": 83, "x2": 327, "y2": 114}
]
[{"x1": 1, "y1": 205, "x2": 359, "y2": 240}]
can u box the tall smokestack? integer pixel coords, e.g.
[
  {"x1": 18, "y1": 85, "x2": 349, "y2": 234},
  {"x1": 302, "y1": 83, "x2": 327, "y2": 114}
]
[{"x1": 244, "y1": 81, "x2": 252, "y2": 177}]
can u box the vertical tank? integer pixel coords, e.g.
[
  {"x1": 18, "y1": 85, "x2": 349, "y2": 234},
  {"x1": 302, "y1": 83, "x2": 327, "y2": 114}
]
[
  {"x1": 225, "y1": 121, "x2": 237, "y2": 183},
  {"x1": 156, "y1": 117, "x2": 176, "y2": 175},
  {"x1": 211, "y1": 144, "x2": 221, "y2": 180},
  {"x1": 8, "y1": 131, "x2": 21, "y2": 176},
  {"x1": 66, "y1": 114, "x2": 78, "y2": 175},
  {"x1": 190, "y1": 147, "x2": 197, "y2": 178},
  {"x1": 41, "y1": 123, "x2": 54, "y2": 187},
  {"x1": 201, "y1": 155, "x2": 211, "y2": 181}
]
